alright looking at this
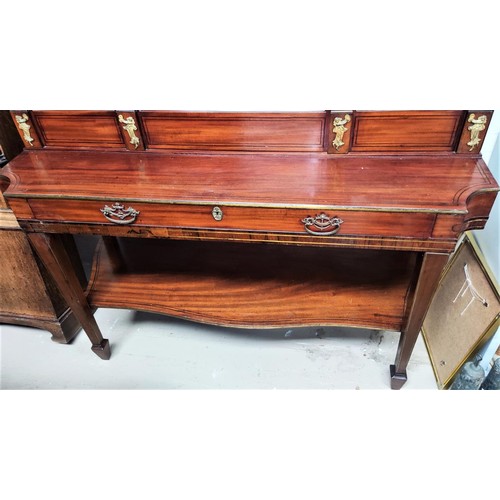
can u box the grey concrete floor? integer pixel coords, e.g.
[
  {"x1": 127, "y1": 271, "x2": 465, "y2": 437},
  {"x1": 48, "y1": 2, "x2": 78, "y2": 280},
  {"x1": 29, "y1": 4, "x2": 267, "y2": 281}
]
[{"x1": 0, "y1": 308, "x2": 437, "y2": 389}]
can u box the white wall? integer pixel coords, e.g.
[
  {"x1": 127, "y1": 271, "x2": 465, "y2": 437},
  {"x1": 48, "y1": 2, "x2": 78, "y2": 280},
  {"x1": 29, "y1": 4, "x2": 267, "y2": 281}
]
[{"x1": 472, "y1": 111, "x2": 500, "y2": 373}]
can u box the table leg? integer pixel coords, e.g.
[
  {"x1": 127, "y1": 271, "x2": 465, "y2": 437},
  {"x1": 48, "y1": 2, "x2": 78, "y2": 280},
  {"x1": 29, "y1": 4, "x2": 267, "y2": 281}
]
[
  {"x1": 391, "y1": 252, "x2": 449, "y2": 389},
  {"x1": 28, "y1": 232, "x2": 111, "y2": 360}
]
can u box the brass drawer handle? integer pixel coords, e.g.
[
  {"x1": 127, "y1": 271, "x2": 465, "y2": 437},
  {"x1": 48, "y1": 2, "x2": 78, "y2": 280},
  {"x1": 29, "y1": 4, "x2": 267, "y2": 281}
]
[
  {"x1": 100, "y1": 202, "x2": 140, "y2": 225},
  {"x1": 301, "y1": 213, "x2": 343, "y2": 236}
]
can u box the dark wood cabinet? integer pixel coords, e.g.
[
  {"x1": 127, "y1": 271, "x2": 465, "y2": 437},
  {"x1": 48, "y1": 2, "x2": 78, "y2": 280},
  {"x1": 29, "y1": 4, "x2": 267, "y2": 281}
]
[
  {"x1": 1, "y1": 110, "x2": 498, "y2": 388},
  {"x1": 0, "y1": 110, "x2": 81, "y2": 342},
  {"x1": 0, "y1": 208, "x2": 81, "y2": 342}
]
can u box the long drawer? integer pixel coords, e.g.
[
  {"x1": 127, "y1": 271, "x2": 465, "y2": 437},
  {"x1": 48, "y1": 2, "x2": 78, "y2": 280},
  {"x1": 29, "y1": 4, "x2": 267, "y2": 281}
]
[{"x1": 26, "y1": 198, "x2": 435, "y2": 239}]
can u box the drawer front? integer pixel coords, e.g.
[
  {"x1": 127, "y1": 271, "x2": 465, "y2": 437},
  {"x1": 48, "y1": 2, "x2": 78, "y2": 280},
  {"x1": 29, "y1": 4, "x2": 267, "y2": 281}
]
[{"x1": 27, "y1": 199, "x2": 435, "y2": 239}]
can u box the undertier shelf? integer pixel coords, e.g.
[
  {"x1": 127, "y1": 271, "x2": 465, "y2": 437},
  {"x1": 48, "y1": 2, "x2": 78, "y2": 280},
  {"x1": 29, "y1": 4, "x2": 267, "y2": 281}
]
[{"x1": 86, "y1": 238, "x2": 419, "y2": 331}]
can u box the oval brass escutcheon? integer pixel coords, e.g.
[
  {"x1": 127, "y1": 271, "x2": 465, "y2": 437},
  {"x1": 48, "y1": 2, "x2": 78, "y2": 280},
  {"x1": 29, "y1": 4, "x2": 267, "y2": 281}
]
[{"x1": 212, "y1": 206, "x2": 223, "y2": 221}]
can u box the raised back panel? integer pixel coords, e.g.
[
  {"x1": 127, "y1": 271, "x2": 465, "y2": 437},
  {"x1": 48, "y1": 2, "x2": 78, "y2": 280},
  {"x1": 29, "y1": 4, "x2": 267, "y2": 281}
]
[
  {"x1": 350, "y1": 111, "x2": 465, "y2": 152},
  {"x1": 139, "y1": 112, "x2": 327, "y2": 152},
  {"x1": 31, "y1": 111, "x2": 126, "y2": 149}
]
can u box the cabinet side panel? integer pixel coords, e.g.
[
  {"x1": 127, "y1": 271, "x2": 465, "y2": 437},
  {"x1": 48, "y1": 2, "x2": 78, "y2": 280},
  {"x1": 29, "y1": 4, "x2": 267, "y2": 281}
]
[{"x1": 0, "y1": 230, "x2": 55, "y2": 318}]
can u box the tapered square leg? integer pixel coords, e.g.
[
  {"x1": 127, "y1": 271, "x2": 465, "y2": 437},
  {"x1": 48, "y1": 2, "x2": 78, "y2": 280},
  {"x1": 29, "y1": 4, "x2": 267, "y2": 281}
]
[
  {"x1": 28, "y1": 233, "x2": 110, "y2": 360},
  {"x1": 91, "y1": 339, "x2": 111, "y2": 360},
  {"x1": 390, "y1": 364, "x2": 408, "y2": 390},
  {"x1": 391, "y1": 252, "x2": 449, "y2": 389}
]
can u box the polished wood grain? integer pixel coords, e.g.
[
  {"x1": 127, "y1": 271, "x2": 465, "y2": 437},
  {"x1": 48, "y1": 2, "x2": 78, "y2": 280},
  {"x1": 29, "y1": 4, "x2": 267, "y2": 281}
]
[
  {"x1": 2, "y1": 198, "x2": 34, "y2": 219},
  {"x1": 3, "y1": 148, "x2": 497, "y2": 255},
  {"x1": 139, "y1": 112, "x2": 327, "y2": 152},
  {"x1": 20, "y1": 222, "x2": 458, "y2": 252},
  {"x1": 26, "y1": 198, "x2": 436, "y2": 239},
  {"x1": 350, "y1": 111, "x2": 464, "y2": 152},
  {"x1": 3, "y1": 110, "x2": 498, "y2": 388},
  {"x1": 2, "y1": 150, "x2": 496, "y2": 212},
  {"x1": 431, "y1": 214, "x2": 461, "y2": 239},
  {"x1": 31, "y1": 111, "x2": 127, "y2": 149},
  {"x1": 88, "y1": 238, "x2": 418, "y2": 331},
  {"x1": 9, "y1": 111, "x2": 493, "y2": 154}
]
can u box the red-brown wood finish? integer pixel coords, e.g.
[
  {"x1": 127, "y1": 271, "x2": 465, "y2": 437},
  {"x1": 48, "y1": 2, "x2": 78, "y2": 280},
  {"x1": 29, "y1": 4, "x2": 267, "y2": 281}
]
[
  {"x1": 138, "y1": 112, "x2": 327, "y2": 152},
  {"x1": 2, "y1": 150, "x2": 495, "y2": 211},
  {"x1": 2, "y1": 111, "x2": 498, "y2": 389},
  {"x1": 30, "y1": 111, "x2": 128, "y2": 150},
  {"x1": 8, "y1": 110, "x2": 490, "y2": 154},
  {"x1": 350, "y1": 111, "x2": 464, "y2": 153},
  {"x1": 25, "y1": 198, "x2": 436, "y2": 239},
  {"x1": 2, "y1": 198, "x2": 34, "y2": 219},
  {"x1": 87, "y1": 239, "x2": 419, "y2": 331},
  {"x1": 1, "y1": 149, "x2": 496, "y2": 255},
  {"x1": 20, "y1": 222, "x2": 458, "y2": 253}
]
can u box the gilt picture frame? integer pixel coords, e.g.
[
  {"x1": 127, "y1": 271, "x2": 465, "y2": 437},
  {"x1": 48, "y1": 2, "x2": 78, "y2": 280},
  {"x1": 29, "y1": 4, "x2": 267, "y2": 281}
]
[{"x1": 422, "y1": 232, "x2": 500, "y2": 389}]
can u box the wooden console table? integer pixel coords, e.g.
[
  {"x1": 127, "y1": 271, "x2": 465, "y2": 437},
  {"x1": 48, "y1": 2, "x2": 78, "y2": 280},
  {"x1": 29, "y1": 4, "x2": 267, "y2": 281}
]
[{"x1": 1, "y1": 110, "x2": 498, "y2": 388}]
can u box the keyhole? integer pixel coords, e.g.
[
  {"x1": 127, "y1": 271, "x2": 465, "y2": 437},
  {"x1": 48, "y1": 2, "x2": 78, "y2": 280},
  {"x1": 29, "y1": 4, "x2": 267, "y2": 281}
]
[{"x1": 212, "y1": 206, "x2": 223, "y2": 221}]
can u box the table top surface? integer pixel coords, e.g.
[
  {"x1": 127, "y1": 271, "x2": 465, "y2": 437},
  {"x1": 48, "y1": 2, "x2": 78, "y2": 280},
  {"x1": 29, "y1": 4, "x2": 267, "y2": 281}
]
[{"x1": 2, "y1": 150, "x2": 498, "y2": 213}]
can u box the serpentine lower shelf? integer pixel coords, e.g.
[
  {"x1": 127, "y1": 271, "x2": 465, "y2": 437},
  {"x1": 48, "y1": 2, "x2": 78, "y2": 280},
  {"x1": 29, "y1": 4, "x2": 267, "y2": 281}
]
[{"x1": 86, "y1": 238, "x2": 419, "y2": 331}]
